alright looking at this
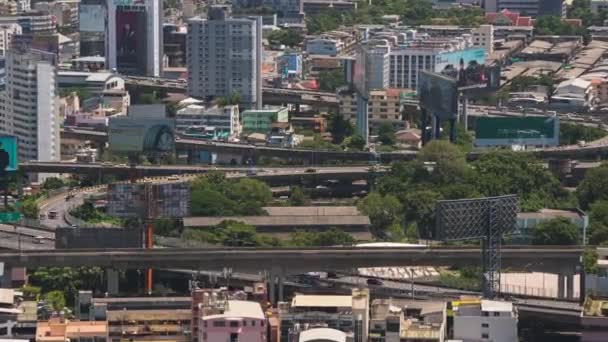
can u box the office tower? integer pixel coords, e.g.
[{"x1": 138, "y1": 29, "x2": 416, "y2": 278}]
[
  {"x1": 0, "y1": 47, "x2": 59, "y2": 163},
  {"x1": 79, "y1": 0, "x2": 107, "y2": 57},
  {"x1": 354, "y1": 42, "x2": 390, "y2": 142},
  {"x1": 187, "y1": 6, "x2": 262, "y2": 109},
  {"x1": 106, "y1": 0, "x2": 163, "y2": 76}
]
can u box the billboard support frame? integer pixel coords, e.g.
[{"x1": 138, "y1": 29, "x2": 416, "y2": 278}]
[{"x1": 436, "y1": 195, "x2": 519, "y2": 298}]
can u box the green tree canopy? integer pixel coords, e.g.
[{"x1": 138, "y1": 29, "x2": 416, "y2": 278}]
[
  {"x1": 217, "y1": 220, "x2": 259, "y2": 247},
  {"x1": 21, "y1": 197, "x2": 39, "y2": 219},
  {"x1": 289, "y1": 186, "x2": 308, "y2": 206},
  {"x1": 577, "y1": 164, "x2": 608, "y2": 209},
  {"x1": 328, "y1": 111, "x2": 354, "y2": 144},
  {"x1": 44, "y1": 290, "x2": 66, "y2": 312},
  {"x1": 357, "y1": 192, "x2": 402, "y2": 237},
  {"x1": 42, "y1": 177, "x2": 66, "y2": 190},
  {"x1": 378, "y1": 122, "x2": 396, "y2": 146},
  {"x1": 532, "y1": 217, "x2": 578, "y2": 245},
  {"x1": 288, "y1": 228, "x2": 355, "y2": 246},
  {"x1": 401, "y1": 189, "x2": 442, "y2": 239},
  {"x1": 560, "y1": 123, "x2": 607, "y2": 146},
  {"x1": 268, "y1": 28, "x2": 303, "y2": 47},
  {"x1": 344, "y1": 133, "x2": 366, "y2": 151},
  {"x1": 318, "y1": 69, "x2": 346, "y2": 92}
]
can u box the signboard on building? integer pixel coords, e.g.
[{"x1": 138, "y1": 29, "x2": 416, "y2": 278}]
[
  {"x1": 436, "y1": 48, "x2": 500, "y2": 94},
  {"x1": 108, "y1": 115, "x2": 175, "y2": 153},
  {"x1": 474, "y1": 116, "x2": 560, "y2": 148},
  {"x1": 418, "y1": 70, "x2": 458, "y2": 118},
  {"x1": 55, "y1": 227, "x2": 143, "y2": 249},
  {"x1": 107, "y1": 182, "x2": 190, "y2": 218},
  {"x1": 0, "y1": 135, "x2": 17, "y2": 173}
]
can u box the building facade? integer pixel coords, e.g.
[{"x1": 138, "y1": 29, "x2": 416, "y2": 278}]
[
  {"x1": 453, "y1": 300, "x2": 518, "y2": 342},
  {"x1": 242, "y1": 107, "x2": 288, "y2": 134},
  {"x1": 0, "y1": 48, "x2": 59, "y2": 163},
  {"x1": 187, "y1": 6, "x2": 262, "y2": 109},
  {"x1": 339, "y1": 89, "x2": 408, "y2": 133},
  {"x1": 106, "y1": 0, "x2": 163, "y2": 76},
  {"x1": 472, "y1": 24, "x2": 494, "y2": 54},
  {"x1": 176, "y1": 104, "x2": 241, "y2": 136},
  {"x1": 0, "y1": 23, "x2": 21, "y2": 56}
]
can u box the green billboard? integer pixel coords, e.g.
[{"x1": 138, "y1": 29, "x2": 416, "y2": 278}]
[
  {"x1": 474, "y1": 116, "x2": 559, "y2": 147},
  {"x1": 0, "y1": 135, "x2": 17, "y2": 172}
]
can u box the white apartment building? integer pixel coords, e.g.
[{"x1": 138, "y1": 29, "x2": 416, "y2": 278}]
[
  {"x1": 187, "y1": 6, "x2": 262, "y2": 109},
  {"x1": 176, "y1": 104, "x2": 241, "y2": 136},
  {"x1": 0, "y1": 23, "x2": 21, "y2": 56},
  {"x1": 305, "y1": 37, "x2": 344, "y2": 56},
  {"x1": 453, "y1": 300, "x2": 518, "y2": 342},
  {"x1": 0, "y1": 48, "x2": 59, "y2": 164},
  {"x1": 472, "y1": 25, "x2": 494, "y2": 55}
]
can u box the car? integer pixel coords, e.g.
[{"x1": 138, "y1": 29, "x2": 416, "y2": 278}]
[
  {"x1": 167, "y1": 176, "x2": 180, "y2": 181},
  {"x1": 33, "y1": 236, "x2": 46, "y2": 244},
  {"x1": 305, "y1": 168, "x2": 317, "y2": 173},
  {"x1": 47, "y1": 211, "x2": 58, "y2": 219},
  {"x1": 366, "y1": 278, "x2": 383, "y2": 286}
]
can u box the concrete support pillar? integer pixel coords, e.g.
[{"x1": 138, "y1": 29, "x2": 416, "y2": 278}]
[
  {"x1": 278, "y1": 276, "x2": 284, "y2": 302},
  {"x1": 566, "y1": 273, "x2": 575, "y2": 300},
  {"x1": 558, "y1": 273, "x2": 565, "y2": 299},
  {"x1": 268, "y1": 272, "x2": 276, "y2": 305},
  {"x1": 0, "y1": 266, "x2": 10, "y2": 288},
  {"x1": 106, "y1": 269, "x2": 119, "y2": 295}
]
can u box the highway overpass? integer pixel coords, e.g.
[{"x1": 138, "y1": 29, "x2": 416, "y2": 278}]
[{"x1": 0, "y1": 246, "x2": 583, "y2": 273}]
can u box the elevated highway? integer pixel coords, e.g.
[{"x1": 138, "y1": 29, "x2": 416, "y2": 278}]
[{"x1": 0, "y1": 246, "x2": 583, "y2": 273}]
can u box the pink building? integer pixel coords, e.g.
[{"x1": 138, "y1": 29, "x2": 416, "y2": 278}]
[{"x1": 199, "y1": 299, "x2": 266, "y2": 342}]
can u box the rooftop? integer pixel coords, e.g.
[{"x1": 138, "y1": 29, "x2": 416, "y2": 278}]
[
  {"x1": 291, "y1": 295, "x2": 352, "y2": 308},
  {"x1": 203, "y1": 300, "x2": 265, "y2": 320},
  {"x1": 299, "y1": 328, "x2": 346, "y2": 342},
  {"x1": 481, "y1": 300, "x2": 513, "y2": 312},
  {"x1": 36, "y1": 319, "x2": 108, "y2": 342},
  {"x1": 518, "y1": 208, "x2": 582, "y2": 220}
]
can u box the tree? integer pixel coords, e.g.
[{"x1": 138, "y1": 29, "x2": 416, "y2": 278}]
[
  {"x1": 357, "y1": 192, "x2": 402, "y2": 236},
  {"x1": 306, "y1": 10, "x2": 341, "y2": 34},
  {"x1": 216, "y1": 92, "x2": 241, "y2": 106},
  {"x1": 532, "y1": 217, "x2": 578, "y2": 245},
  {"x1": 473, "y1": 151, "x2": 564, "y2": 211},
  {"x1": 21, "y1": 197, "x2": 39, "y2": 219},
  {"x1": 217, "y1": 220, "x2": 259, "y2": 247},
  {"x1": 345, "y1": 133, "x2": 366, "y2": 151},
  {"x1": 589, "y1": 223, "x2": 608, "y2": 245},
  {"x1": 328, "y1": 111, "x2": 354, "y2": 144},
  {"x1": 577, "y1": 164, "x2": 608, "y2": 209},
  {"x1": 227, "y1": 178, "x2": 272, "y2": 215},
  {"x1": 560, "y1": 123, "x2": 607, "y2": 146},
  {"x1": 268, "y1": 29, "x2": 303, "y2": 47},
  {"x1": 42, "y1": 177, "x2": 65, "y2": 190},
  {"x1": 190, "y1": 188, "x2": 237, "y2": 216},
  {"x1": 402, "y1": 0, "x2": 433, "y2": 25},
  {"x1": 154, "y1": 218, "x2": 179, "y2": 237},
  {"x1": 401, "y1": 190, "x2": 442, "y2": 239},
  {"x1": 288, "y1": 228, "x2": 355, "y2": 246},
  {"x1": 289, "y1": 186, "x2": 308, "y2": 206},
  {"x1": 378, "y1": 122, "x2": 396, "y2": 146},
  {"x1": 44, "y1": 291, "x2": 66, "y2": 312},
  {"x1": 318, "y1": 70, "x2": 346, "y2": 92},
  {"x1": 534, "y1": 15, "x2": 584, "y2": 36},
  {"x1": 591, "y1": 200, "x2": 608, "y2": 226},
  {"x1": 583, "y1": 249, "x2": 599, "y2": 274}
]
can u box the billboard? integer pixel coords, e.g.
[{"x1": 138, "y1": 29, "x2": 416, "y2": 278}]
[
  {"x1": 436, "y1": 48, "x2": 500, "y2": 94},
  {"x1": 116, "y1": 5, "x2": 147, "y2": 74},
  {"x1": 55, "y1": 227, "x2": 143, "y2": 249},
  {"x1": 79, "y1": 4, "x2": 106, "y2": 32},
  {"x1": 418, "y1": 70, "x2": 458, "y2": 118},
  {"x1": 107, "y1": 182, "x2": 189, "y2": 218},
  {"x1": 474, "y1": 116, "x2": 560, "y2": 147},
  {"x1": 109, "y1": 116, "x2": 175, "y2": 153},
  {"x1": 0, "y1": 135, "x2": 17, "y2": 173},
  {"x1": 435, "y1": 48, "x2": 486, "y2": 75}
]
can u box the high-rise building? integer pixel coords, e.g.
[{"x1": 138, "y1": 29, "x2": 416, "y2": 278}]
[
  {"x1": 79, "y1": 0, "x2": 106, "y2": 57},
  {"x1": 0, "y1": 47, "x2": 59, "y2": 163},
  {"x1": 106, "y1": 0, "x2": 163, "y2": 76},
  {"x1": 187, "y1": 6, "x2": 262, "y2": 109},
  {"x1": 484, "y1": 0, "x2": 566, "y2": 17},
  {"x1": 0, "y1": 23, "x2": 21, "y2": 56}
]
